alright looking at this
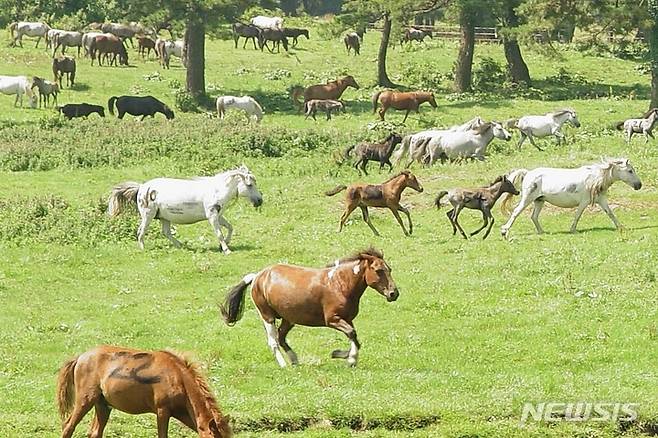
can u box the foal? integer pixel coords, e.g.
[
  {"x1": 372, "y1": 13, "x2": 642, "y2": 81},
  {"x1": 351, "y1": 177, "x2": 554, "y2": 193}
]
[
  {"x1": 325, "y1": 170, "x2": 423, "y2": 236},
  {"x1": 435, "y1": 175, "x2": 519, "y2": 240},
  {"x1": 32, "y1": 76, "x2": 59, "y2": 107},
  {"x1": 344, "y1": 132, "x2": 403, "y2": 175},
  {"x1": 304, "y1": 99, "x2": 344, "y2": 120},
  {"x1": 616, "y1": 108, "x2": 658, "y2": 143}
]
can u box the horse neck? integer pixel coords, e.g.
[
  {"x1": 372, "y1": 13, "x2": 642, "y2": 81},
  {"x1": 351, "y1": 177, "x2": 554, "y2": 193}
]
[
  {"x1": 337, "y1": 261, "x2": 368, "y2": 299},
  {"x1": 179, "y1": 369, "x2": 220, "y2": 432},
  {"x1": 214, "y1": 172, "x2": 240, "y2": 199},
  {"x1": 384, "y1": 139, "x2": 397, "y2": 156},
  {"x1": 553, "y1": 112, "x2": 570, "y2": 126},
  {"x1": 487, "y1": 181, "x2": 507, "y2": 205},
  {"x1": 335, "y1": 80, "x2": 350, "y2": 93},
  {"x1": 385, "y1": 175, "x2": 407, "y2": 198}
]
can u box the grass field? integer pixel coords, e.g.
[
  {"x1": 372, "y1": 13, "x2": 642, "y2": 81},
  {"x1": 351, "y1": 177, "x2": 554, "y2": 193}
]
[{"x1": 0, "y1": 21, "x2": 657, "y2": 437}]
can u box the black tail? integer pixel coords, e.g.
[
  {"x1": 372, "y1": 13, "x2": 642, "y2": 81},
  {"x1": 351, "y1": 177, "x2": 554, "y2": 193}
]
[
  {"x1": 325, "y1": 185, "x2": 347, "y2": 196},
  {"x1": 107, "y1": 96, "x2": 117, "y2": 115},
  {"x1": 220, "y1": 273, "x2": 256, "y2": 326},
  {"x1": 343, "y1": 144, "x2": 356, "y2": 160},
  {"x1": 434, "y1": 191, "x2": 448, "y2": 209},
  {"x1": 615, "y1": 121, "x2": 625, "y2": 130}
]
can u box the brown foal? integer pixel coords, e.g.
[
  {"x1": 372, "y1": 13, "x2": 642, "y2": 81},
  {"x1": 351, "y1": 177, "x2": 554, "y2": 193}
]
[
  {"x1": 372, "y1": 90, "x2": 437, "y2": 122},
  {"x1": 325, "y1": 170, "x2": 423, "y2": 236}
]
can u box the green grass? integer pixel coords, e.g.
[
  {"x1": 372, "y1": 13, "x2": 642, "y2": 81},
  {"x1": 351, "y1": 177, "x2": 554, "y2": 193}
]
[{"x1": 0, "y1": 22, "x2": 657, "y2": 437}]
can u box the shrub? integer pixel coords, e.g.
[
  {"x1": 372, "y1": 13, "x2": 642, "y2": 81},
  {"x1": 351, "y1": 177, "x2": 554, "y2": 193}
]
[{"x1": 472, "y1": 57, "x2": 508, "y2": 91}]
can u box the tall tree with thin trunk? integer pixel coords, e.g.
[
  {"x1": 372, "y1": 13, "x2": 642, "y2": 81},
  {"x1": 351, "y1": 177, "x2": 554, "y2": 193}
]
[
  {"x1": 494, "y1": 0, "x2": 531, "y2": 85},
  {"x1": 649, "y1": 0, "x2": 658, "y2": 108}
]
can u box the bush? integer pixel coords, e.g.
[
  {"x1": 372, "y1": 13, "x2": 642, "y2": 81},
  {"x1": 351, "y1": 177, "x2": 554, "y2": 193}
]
[
  {"x1": 472, "y1": 57, "x2": 508, "y2": 91},
  {"x1": 174, "y1": 88, "x2": 199, "y2": 113},
  {"x1": 398, "y1": 63, "x2": 450, "y2": 90}
]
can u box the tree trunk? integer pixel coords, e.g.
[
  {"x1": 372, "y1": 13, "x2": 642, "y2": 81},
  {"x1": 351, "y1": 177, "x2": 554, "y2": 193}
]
[
  {"x1": 454, "y1": 6, "x2": 475, "y2": 92},
  {"x1": 649, "y1": 0, "x2": 658, "y2": 108},
  {"x1": 502, "y1": 3, "x2": 531, "y2": 85},
  {"x1": 377, "y1": 13, "x2": 396, "y2": 88},
  {"x1": 184, "y1": 16, "x2": 205, "y2": 100}
]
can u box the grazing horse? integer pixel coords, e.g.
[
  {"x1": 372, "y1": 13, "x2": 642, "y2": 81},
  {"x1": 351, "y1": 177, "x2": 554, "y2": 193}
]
[
  {"x1": 52, "y1": 31, "x2": 83, "y2": 56},
  {"x1": 216, "y1": 95, "x2": 263, "y2": 122},
  {"x1": 90, "y1": 35, "x2": 128, "y2": 66},
  {"x1": 0, "y1": 75, "x2": 37, "y2": 108},
  {"x1": 46, "y1": 28, "x2": 66, "y2": 49},
  {"x1": 81, "y1": 31, "x2": 105, "y2": 57},
  {"x1": 401, "y1": 28, "x2": 432, "y2": 44},
  {"x1": 510, "y1": 108, "x2": 581, "y2": 150},
  {"x1": 325, "y1": 170, "x2": 423, "y2": 236},
  {"x1": 31, "y1": 76, "x2": 59, "y2": 107},
  {"x1": 344, "y1": 133, "x2": 403, "y2": 175},
  {"x1": 291, "y1": 75, "x2": 360, "y2": 112},
  {"x1": 250, "y1": 15, "x2": 283, "y2": 30},
  {"x1": 304, "y1": 99, "x2": 344, "y2": 120},
  {"x1": 499, "y1": 158, "x2": 642, "y2": 238},
  {"x1": 56, "y1": 345, "x2": 232, "y2": 438},
  {"x1": 10, "y1": 21, "x2": 50, "y2": 47},
  {"x1": 344, "y1": 32, "x2": 361, "y2": 55},
  {"x1": 282, "y1": 28, "x2": 309, "y2": 47},
  {"x1": 52, "y1": 57, "x2": 76, "y2": 88},
  {"x1": 258, "y1": 28, "x2": 288, "y2": 53},
  {"x1": 108, "y1": 95, "x2": 174, "y2": 120},
  {"x1": 58, "y1": 103, "x2": 105, "y2": 119},
  {"x1": 232, "y1": 23, "x2": 262, "y2": 50},
  {"x1": 108, "y1": 166, "x2": 262, "y2": 253},
  {"x1": 220, "y1": 247, "x2": 399, "y2": 367},
  {"x1": 372, "y1": 90, "x2": 437, "y2": 122},
  {"x1": 424, "y1": 121, "x2": 512, "y2": 164},
  {"x1": 137, "y1": 35, "x2": 156, "y2": 58},
  {"x1": 435, "y1": 175, "x2": 519, "y2": 240},
  {"x1": 616, "y1": 108, "x2": 658, "y2": 143},
  {"x1": 101, "y1": 22, "x2": 137, "y2": 47}
]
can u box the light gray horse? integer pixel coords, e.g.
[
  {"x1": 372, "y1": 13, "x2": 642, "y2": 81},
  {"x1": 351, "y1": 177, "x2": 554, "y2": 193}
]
[
  {"x1": 424, "y1": 121, "x2": 512, "y2": 164},
  {"x1": 511, "y1": 108, "x2": 580, "y2": 150}
]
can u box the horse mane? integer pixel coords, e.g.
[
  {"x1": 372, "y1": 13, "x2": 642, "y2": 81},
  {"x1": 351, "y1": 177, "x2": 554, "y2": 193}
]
[
  {"x1": 472, "y1": 122, "x2": 492, "y2": 134},
  {"x1": 328, "y1": 247, "x2": 384, "y2": 266},
  {"x1": 488, "y1": 175, "x2": 504, "y2": 186},
  {"x1": 641, "y1": 107, "x2": 658, "y2": 119},
  {"x1": 584, "y1": 158, "x2": 620, "y2": 204},
  {"x1": 382, "y1": 169, "x2": 411, "y2": 183},
  {"x1": 548, "y1": 108, "x2": 574, "y2": 117}
]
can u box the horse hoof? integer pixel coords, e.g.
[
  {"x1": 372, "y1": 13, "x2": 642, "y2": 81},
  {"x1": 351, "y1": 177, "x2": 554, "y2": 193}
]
[
  {"x1": 222, "y1": 248, "x2": 232, "y2": 255},
  {"x1": 331, "y1": 349, "x2": 349, "y2": 359}
]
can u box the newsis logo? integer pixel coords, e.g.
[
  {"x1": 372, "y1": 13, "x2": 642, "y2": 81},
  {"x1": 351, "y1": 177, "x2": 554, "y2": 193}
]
[{"x1": 520, "y1": 402, "x2": 638, "y2": 426}]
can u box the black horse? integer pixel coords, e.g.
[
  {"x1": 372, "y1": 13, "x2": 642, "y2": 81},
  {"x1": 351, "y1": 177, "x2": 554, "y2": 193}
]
[
  {"x1": 232, "y1": 22, "x2": 262, "y2": 50},
  {"x1": 58, "y1": 103, "x2": 105, "y2": 120},
  {"x1": 259, "y1": 28, "x2": 288, "y2": 53},
  {"x1": 107, "y1": 95, "x2": 174, "y2": 120},
  {"x1": 282, "y1": 27, "x2": 309, "y2": 47}
]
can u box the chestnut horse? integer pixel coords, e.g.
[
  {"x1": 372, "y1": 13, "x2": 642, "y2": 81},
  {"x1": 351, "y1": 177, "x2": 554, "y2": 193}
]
[
  {"x1": 56, "y1": 345, "x2": 232, "y2": 438},
  {"x1": 372, "y1": 90, "x2": 437, "y2": 122},
  {"x1": 220, "y1": 248, "x2": 399, "y2": 367},
  {"x1": 325, "y1": 170, "x2": 423, "y2": 236},
  {"x1": 291, "y1": 75, "x2": 360, "y2": 112}
]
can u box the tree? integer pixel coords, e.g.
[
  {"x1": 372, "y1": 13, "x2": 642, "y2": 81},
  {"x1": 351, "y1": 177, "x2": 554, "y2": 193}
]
[
  {"x1": 452, "y1": 0, "x2": 480, "y2": 92},
  {"x1": 494, "y1": 0, "x2": 531, "y2": 85},
  {"x1": 649, "y1": 0, "x2": 658, "y2": 108}
]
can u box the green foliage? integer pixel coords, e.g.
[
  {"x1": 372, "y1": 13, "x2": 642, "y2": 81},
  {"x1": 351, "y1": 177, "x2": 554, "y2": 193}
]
[
  {"x1": 174, "y1": 87, "x2": 200, "y2": 113},
  {"x1": 472, "y1": 56, "x2": 508, "y2": 91}
]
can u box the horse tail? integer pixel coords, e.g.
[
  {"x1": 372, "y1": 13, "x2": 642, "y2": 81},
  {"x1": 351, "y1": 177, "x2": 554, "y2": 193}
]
[
  {"x1": 372, "y1": 90, "x2": 382, "y2": 113},
  {"x1": 434, "y1": 191, "x2": 448, "y2": 209},
  {"x1": 500, "y1": 168, "x2": 527, "y2": 215},
  {"x1": 252, "y1": 100, "x2": 264, "y2": 122},
  {"x1": 107, "y1": 181, "x2": 140, "y2": 217},
  {"x1": 615, "y1": 120, "x2": 625, "y2": 130},
  {"x1": 107, "y1": 96, "x2": 117, "y2": 115},
  {"x1": 392, "y1": 135, "x2": 410, "y2": 166},
  {"x1": 343, "y1": 144, "x2": 356, "y2": 160},
  {"x1": 325, "y1": 185, "x2": 347, "y2": 196},
  {"x1": 290, "y1": 86, "x2": 304, "y2": 108},
  {"x1": 9, "y1": 22, "x2": 17, "y2": 38},
  {"x1": 220, "y1": 273, "x2": 257, "y2": 326},
  {"x1": 56, "y1": 356, "x2": 78, "y2": 420}
]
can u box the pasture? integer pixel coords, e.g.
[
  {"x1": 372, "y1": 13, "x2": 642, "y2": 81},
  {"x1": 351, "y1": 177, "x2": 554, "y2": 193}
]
[{"x1": 0, "y1": 21, "x2": 657, "y2": 437}]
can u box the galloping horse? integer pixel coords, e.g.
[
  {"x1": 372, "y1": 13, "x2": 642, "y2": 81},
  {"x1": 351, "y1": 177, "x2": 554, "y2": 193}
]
[
  {"x1": 282, "y1": 27, "x2": 309, "y2": 47},
  {"x1": 424, "y1": 121, "x2": 512, "y2": 164},
  {"x1": 10, "y1": 21, "x2": 50, "y2": 47},
  {"x1": 291, "y1": 75, "x2": 360, "y2": 112},
  {"x1": 511, "y1": 108, "x2": 581, "y2": 150},
  {"x1": 616, "y1": 108, "x2": 658, "y2": 143},
  {"x1": 57, "y1": 345, "x2": 232, "y2": 437},
  {"x1": 372, "y1": 90, "x2": 437, "y2": 122},
  {"x1": 220, "y1": 248, "x2": 399, "y2": 367},
  {"x1": 500, "y1": 158, "x2": 642, "y2": 238},
  {"x1": 401, "y1": 28, "x2": 432, "y2": 44},
  {"x1": 0, "y1": 75, "x2": 37, "y2": 107}
]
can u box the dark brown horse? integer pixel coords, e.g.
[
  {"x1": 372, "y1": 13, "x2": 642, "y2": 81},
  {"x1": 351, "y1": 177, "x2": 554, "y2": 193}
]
[
  {"x1": 52, "y1": 56, "x2": 76, "y2": 88},
  {"x1": 90, "y1": 34, "x2": 128, "y2": 66},
  {"x1": 325, "y1": 170, "x2": 423, "y2": 236},
  {"x1": 372, "y1": 90, "x2": 437, "y2": 122},
  {"x1": 57, "y1": 345, "x2": 232, "y2": 438},
  {"x1": 137, "y1": 35, "x2": 156, "y2": 58},
  {"x1": 291, "y1": 75, "x2": 360, "y2": 112},
  {"x1": 343, "y1": 132, "x2": 403, "y2": 175},
  {"x1": 220, "y1": 248, "x2": 399, "y2": 367},
  {"x1": 344, "y1": 32, "x2": 360, "y2": 55}
]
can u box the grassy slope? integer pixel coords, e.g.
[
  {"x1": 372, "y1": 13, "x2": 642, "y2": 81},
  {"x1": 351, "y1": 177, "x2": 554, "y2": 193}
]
[{"x1": 0, "y1": 23, "x2": 657, "y2": 437}]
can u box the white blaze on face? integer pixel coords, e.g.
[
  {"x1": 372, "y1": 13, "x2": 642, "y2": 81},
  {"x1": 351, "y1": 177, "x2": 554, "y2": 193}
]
[{"x1": 328, "y1": 259, "x2": 339, "y2": 279}]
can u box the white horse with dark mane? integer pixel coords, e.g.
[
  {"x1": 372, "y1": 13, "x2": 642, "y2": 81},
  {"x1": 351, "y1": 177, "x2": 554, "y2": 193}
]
[
  {"x1": 0, "y1": 75, "x2": 37, "y2": 107},
  {"x1": 108, "y1": 165, "x2": 263, "y2": 253},
  {"x1": 216, "y1": 95, "x2": 263, "y2": 122},
  {"x1": 510, "y1": 108, "x2": 581, "y2": 150},
  {"x1": 616, "y1": 108, "x2": 658, "y2": 143},
  {"x1": 499, "y1": 158, "x2": 642, "y2": 238},
  {"x1": 424, "y1": 121, "x2": 512, "y2": 164},
  {"x1": 10, "y1": 21, "x2": 50, "y2": 47}
]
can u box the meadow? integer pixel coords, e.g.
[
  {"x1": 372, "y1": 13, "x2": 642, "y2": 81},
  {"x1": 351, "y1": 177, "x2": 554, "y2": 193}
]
[{"x1": 0, "y1": 21, "x2": 657, "y2": 437}]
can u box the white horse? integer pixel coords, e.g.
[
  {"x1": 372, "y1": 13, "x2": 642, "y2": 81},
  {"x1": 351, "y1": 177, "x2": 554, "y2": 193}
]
[
  {"x1": 82, "y1": 32, "x2": 106, "y2": 57},
  {"x1": 46, "y1": 28, "x2": 66, "y2": 49},
  {"x1": 108, "y1": 166, "x2": 263, "y2": 253},
  {"x1": 217, "y1": 96, "x2": 263, "y2": 122},
  {"x1": 616, "y1": 108, "x2": 658, "y2": 143},
  {"x1": 0, "y1": 75, "x2": 37, "y2": 108},
  {"x1": 160, "y1": 40, "x2": 185, "y2": 68},
  {"x1": 52, "y1": 31, "x2": 83, "y2": 56},
  {"x1": 10, "y1": 21, "x2": 50, "y2": 47},
  {"x1": 250, "y1": 15, "x2": 283, "y2": 30},
  {"x1": 425, "y1": 121, "x2": 512, "y2": 164},
  {"x1": 513, "y1": 108, "x2": 581, "y2": 150},
  {"x1": 499, "y1": 158, "x2": 642, "y2": 238}
]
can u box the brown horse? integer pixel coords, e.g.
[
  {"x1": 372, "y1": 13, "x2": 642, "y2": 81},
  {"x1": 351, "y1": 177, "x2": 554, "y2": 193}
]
[
  {"x1": 344, "y1": 32, "x2": 361, "y2": 55},
  {"x1": 137, "y1": 35, "x2": 156, "y2": 58},
  {"x1": 372, "y1": 90, "x2": 437, "y2": 122},
  {"x1": 56, "y1": 345, "x2": 232, "y2": 438},
  {"x1": 291, "y1": 75, "x2": 360, "y2": 112},
  {"x1": 325, "y1": 170, "x2": 423, "y2": 236},
  {"x1": 220, "y1": 247, "x2": 399, "y2": 367}
]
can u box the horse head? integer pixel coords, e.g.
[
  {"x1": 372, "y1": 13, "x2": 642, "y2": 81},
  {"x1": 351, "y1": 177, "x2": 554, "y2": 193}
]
[
  {"x1": 358, "y1": 249, "x2": 399, "y2": 302},
  {"x1": 344, "y1": 75, "x2": 360, "y2": 89},
  {"x1": 491, "y1": 121, "x2": 512, "y2": 141},
  {"x1": 235, "y1": 165, "x2": 263, "y2": 207},
  {"x1": 400, "y1": 170, "x2": 423, "y2": 193},
  {"x1": 427, "y1": 92, "x2": 437, "y2": 108},
  {"x1": 609, "y1": 158, "x2": 642, "y2": 191},
  {"x1": 566, "y1": 109, "x2": 581, "y2": 128},
  {"x1": 498, "y1": 175, "x2": 520, "y2": 195}
]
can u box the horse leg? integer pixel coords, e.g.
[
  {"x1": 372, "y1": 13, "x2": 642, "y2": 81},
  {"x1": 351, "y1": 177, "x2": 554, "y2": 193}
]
[
  {"x1": 353, "y1": 158, "x2": 362, "y2": 174},
  {"x1": 482, "y1": 209, "x2": 496, "y2": 240},
  {"x1": 207, "y1": 210, "x2": 231, "y2": 254},
  {"x1": 452, "y1": 205, "x2": 468, "y2": 239},
  {"x1": 378, "y1": 106, "x2": 386, "y2": 121},
  {"x1": 136, "y1": 209, "x2": 156, "y2": 250},
  {"x1": 338, "y1": 203, "x2": 357, "y2": 233},
  {"x1": 390, "y1": 207, "x2": 410, "y2": 236},
  {"x1": 161, "y1": 220, "x2": 182, "y2": 248},
  {"x1": 527, "y1": 133, "x2": 542, "y2": 151},
  {"x1": 397, "y1": 205, "x2": 414, "y2": 235},
  {"x1": 61, "y1": 397, "x2": 95, "y2": 438},
  {"x1": 360, "y1": 159, "x2": 368, "y2": 176},
  {"x1": 446, "y1": 209, "x2": 457, "y2": 235},
  {"x1": 402, "y1": 109, "x2": 410, "y2": 123},
  {"x1": 87, "y1": 401, "x2": 111, "y2": 438},
  {"x1": 217, "y1": 215, "x2": 234, "y2": 244},
  {"x1": 531, "y1": 200, "x2": 545, "y2": 234},
  {"x1": 360, "y1": 206, "x2": 381, "y2": 236},
  {"x1": 470, "y1": 210, "x2": 489, "y2": 237},
  {"x1": 500, "y1": 190, "x2": 535, "y2": 239},
  {"x1": 156, "y1": 408, "x2": 170, "y2": 438},
  {"x1": 569, "y1": 200, "x2": 589, "y2": 234},
  {"x1": 596, "y1": 195, "x2": 622, "y2": 230},
  {"x1": 517, "y1": 132, "x2": 527, "y2": 149},
  {"x1": 278, "y1": 319, "x2": 299, "y2": 365},
  {"x1": 260, "y1": 316, "x2": 288, "y2": 367},
  {"x1": 327, "y1": 316, "x2": 360, "y2": 367}
]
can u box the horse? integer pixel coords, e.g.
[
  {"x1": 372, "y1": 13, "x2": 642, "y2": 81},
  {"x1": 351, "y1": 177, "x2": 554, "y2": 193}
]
[
  {"x1": 372, "y1": 90, "x2": 437, "y2": 122},
  {"x1": 108, "y1": 95, "x2": 174, "y2": 120},
  {"x1": 250, "y1": 15, "x2": 283, "y2": 30},
  {"x1": 107, "y1": 165, "x2": 262, "y2": 253},
  {"x1": 511, "y1": 108, "x2": 581, "y2": 150},
  {"x1": 232, "y1": 23, "x2": 262, "y2": 50},
  {"x1": 401, "y1": 28, "x2": 432, "y2": 44},
  {"x1": 435, "y1": 175, "x2": 519, "y2": 240},
  {"x1": 424, "y1": 121, "x2": 512, "y2": 164},
  {"x1": 304, "y1": 99, "x2": 344, "y2": 120},
  {"x1": 137, "y1": 35, "x2": 156, "y2": 58},
  {"x1": 160, "y1": 40, "x2": 185, "y2": 69},
  {"x1": 325, "y1": 170, "x2": 423, "y2": 236},
  {"x1": 46, "y1": 28, "x2": 66, "y2": 49},
  {"x1": 220, "y1": 247, "x2": 398, "y2": 367},
  {"x1": 52, "y1": 31, "x2": 83, "y2": 57},
  {"x1": 282, "y1": 27, "x2": 309, "y2": 47},
  {"x1": 344, "y1": 32, "x2": 361, "y2": 55},
  {"x1": 52, "y1": 57, "x2": 76, "y2": 88},
  {"x1": 31, "y1": 76, "x2": 59, "y2": 107},
  {"x1": 101, "y1": 22, "x2": 137, "y2": 47},
  {"x1": 499, "y1": 158, "x2": 642, "y2": 239},
  {"x1": 0, "y1": 75, "x2": 37, "y2": 108},
  {"x1": 616, "y1": 108, "x2": 658, "y2": 143},
  {"x1": 343, "y1": 133, "x2": 403, "y2": 175},
  {"x1": 216, "y1": 96, "x2": 263, "y2": 123},
  {"x1": 291, "y1": 75, "x2": 360, "y2": 112},
  {"x1": 9, "y1": 21, "x2": 50, "y2": 47},
  {"x1": 81, "y1": 31, "x2": 105, "y2": 57},
  {"x1": 258, "y1": 28, "x2": 288, "y2": 53},
  {"x1": 90, "y1": 35, "x2": 128, "y2": 66},
  {"x1": 56, "y1": 345, "x2": 232, "y2": 438},
  {"x1": 58, "y1": 103, "x2": 105, "y2": 119}
]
